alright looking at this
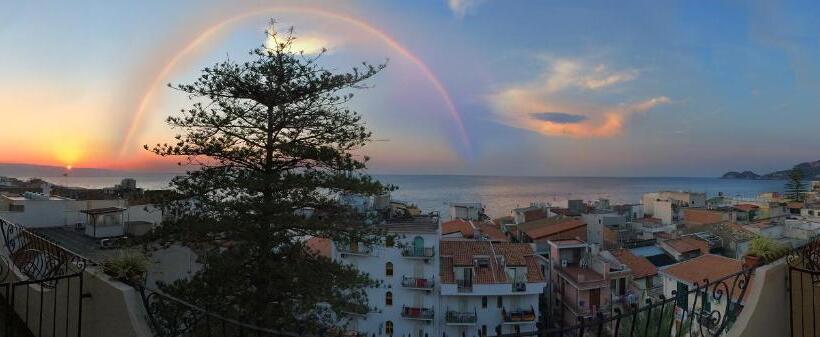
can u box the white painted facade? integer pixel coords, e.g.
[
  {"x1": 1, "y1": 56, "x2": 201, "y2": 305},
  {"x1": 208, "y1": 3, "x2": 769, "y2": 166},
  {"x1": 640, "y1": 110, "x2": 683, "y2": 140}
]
[
  {"x1": 331, "y1": 226, "x2": 441, "y2": 337},
  {"x1": 439, "y1": 273, "x2": 545, "y2": 336}
]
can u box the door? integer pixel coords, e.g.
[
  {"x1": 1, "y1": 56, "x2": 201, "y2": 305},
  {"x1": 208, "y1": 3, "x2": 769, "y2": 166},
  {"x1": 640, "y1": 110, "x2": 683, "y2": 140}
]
[
  {"x1": 413, "y1": 236, "x2": 424, "y2": 255},
  {"x1": 589, "y1": 288, "x2": 600, "y2": 312}
]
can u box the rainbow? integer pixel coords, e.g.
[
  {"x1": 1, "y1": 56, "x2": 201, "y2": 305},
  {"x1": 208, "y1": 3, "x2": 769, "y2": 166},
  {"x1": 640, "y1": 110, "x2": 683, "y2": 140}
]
[{"x1": 118, "y1": 6, "x2": 470, "y2": 157}]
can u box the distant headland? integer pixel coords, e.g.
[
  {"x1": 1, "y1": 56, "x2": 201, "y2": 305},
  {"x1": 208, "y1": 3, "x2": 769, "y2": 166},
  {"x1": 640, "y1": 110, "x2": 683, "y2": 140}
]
[{"x1": 721, "y1": 159, "x2": 820, "y2": 179}]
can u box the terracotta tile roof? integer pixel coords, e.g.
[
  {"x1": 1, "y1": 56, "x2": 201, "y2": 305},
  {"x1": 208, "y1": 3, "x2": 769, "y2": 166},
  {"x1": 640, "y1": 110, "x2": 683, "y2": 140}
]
[
  {"x1": 539, "y1": 226, "x2": 587, "y2": 242},
  {"x1": 611, "y1": 249, "x2": 657, "y2": 279},
  {"x1": 493, "y1": 215, "x2": 514, "y2": 226},
  {"x1": 663, "y1": 237, "x2": 710, "y2": 255},
  {"x1": 519, "y1": 217, "x2": 585, "y2": 240},
  {"x1": 660, "y1": 254, "x2": 751, "y2": 301},
  {"x1": 305, "y1": 237, "x2": 331, "y2": 258},
  {"x1": 556, "y1": 266, "x2": 606, "y2": 287},
  {"x1": 634, "y1": 217, "x2": 663, "y2": 225},
  {"x1": 441, "y1": 219, "x2": 473, "y2": 236},
  {"x1": 683, "y1": 208, "x2": 728, "y2": 226},
  {"x1": 787, "y1": 202, "x2": 804, "y2": 209},
  {"x1": 734, "y1": 204, "x2": 760, "y2": 212},
  {"x1": 439, "y1": 241, "x2": 544, "y2": 284},
  {"x1": 478, "y1": 223, "x2": 508, "y2": 242}
]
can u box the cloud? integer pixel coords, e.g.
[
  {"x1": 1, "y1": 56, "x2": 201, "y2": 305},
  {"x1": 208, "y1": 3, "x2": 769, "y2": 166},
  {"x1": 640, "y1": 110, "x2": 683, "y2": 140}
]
[
  {"x1": 530, "y1": 112, "x2": 588, "y2": 124},
  {"x1": 266, "y1": 33, "x2": 333, "y2": 55},
  {"x1": 448, "y1": 0, "x2": 485, "y2": 17},
  {"x1": 538, "y1": 59, "x2": 638, "y2": 92},
  {"x1": 488, "y1": 58, "x2": 668, "y2": 138}
]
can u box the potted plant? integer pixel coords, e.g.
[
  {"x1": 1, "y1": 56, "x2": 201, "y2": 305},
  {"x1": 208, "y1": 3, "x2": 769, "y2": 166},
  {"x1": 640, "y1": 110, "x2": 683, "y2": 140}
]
[
  {"x1": 744, "y1": 236, "x2": 790, "y2": 268},
  {"x1": 102, "y1": 253, "x2": 150, "y2": 285}
]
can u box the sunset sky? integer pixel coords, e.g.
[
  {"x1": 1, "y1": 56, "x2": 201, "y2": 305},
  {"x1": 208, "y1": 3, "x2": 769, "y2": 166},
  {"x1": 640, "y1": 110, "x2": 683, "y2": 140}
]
[{"x1": 2, "y1": 1, "x2": 820, "y2": 176}]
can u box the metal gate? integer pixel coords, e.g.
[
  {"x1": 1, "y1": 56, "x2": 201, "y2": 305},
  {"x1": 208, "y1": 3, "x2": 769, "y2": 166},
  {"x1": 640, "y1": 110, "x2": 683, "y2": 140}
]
[
  {"x1": 0, "y1": 219, "x2": 87, "y2": 337},
  {"x1": 789, "y1": 240, "x2": 820, "y2": 337}
]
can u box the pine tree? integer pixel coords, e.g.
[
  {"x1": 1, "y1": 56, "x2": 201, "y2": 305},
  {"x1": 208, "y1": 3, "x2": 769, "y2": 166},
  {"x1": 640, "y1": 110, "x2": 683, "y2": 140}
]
[
  {"x1": 785, "y1": 166, "x2": 807, "y2": 202},
  {"x1": 147, "y1": 22, "x2": 390, "y2": 332}
]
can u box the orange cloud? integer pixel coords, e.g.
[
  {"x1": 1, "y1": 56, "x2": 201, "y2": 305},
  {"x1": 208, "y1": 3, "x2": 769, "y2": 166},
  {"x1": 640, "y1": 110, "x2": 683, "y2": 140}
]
[{"x1": 488, "y1": 58, "x2": 668, "y2": 138}]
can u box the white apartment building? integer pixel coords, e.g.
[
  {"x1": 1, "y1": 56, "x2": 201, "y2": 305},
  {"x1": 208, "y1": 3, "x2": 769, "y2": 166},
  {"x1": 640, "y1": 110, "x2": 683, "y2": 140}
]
[
  {"x1": 642, "y1": 191, "x2": 705, "y2": 225},
  {"x1": 438, "y1": 241, "x2": 546, "y2": 337},
  {"x1": 330, "y1": 215, "x2": 441, "y2": 337}
]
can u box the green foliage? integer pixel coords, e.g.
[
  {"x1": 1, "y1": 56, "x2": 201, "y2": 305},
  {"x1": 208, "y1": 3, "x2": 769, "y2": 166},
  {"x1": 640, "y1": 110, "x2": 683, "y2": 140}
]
[
  {"x1": 146, "y1": 21, "x2": 390, "y2": 332},
  {"x1": 102, "y1": 253, "x2": 149, "y2": 283},
  {"x1": 747, "y1": 236, "x2": 790, "y2": 262},
  {"x1": 785, "y1": 166, "x2": 807, "y2": 202},
  {"x1": 618, "y1": 305, "x2": 685, "y2": 337}
]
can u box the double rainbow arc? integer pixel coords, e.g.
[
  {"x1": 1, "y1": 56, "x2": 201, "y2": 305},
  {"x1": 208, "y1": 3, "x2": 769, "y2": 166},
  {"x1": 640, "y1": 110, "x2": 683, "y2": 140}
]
[{"x1": 118, "y1": 6, "x2": 470, "y2": 157}]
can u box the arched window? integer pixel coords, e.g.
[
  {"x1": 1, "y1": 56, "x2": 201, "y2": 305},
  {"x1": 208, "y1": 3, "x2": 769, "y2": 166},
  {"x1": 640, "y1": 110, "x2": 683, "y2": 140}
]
[
  {"x1": 385, "y1": 321, "x2": 394, "y2": 336},
  {"x1": 385, "y1": 291, "x2": 393, "y2": 306},
  {"x1": 386, "y1": 262, "x2": 394, "y2": 277}
]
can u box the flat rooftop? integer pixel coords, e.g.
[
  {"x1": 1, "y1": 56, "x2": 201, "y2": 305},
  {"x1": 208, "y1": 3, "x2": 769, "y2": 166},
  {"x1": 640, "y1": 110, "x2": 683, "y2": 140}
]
[{"x1": 32, "y1": 227, "x2": 137, "y2": 263}]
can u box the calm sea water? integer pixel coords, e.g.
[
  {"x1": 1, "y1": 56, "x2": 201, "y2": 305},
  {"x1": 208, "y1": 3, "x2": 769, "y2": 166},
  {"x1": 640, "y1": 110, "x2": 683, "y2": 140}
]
[{"x1": 32, "y1": 174, "x2": 786, "y2": 218}]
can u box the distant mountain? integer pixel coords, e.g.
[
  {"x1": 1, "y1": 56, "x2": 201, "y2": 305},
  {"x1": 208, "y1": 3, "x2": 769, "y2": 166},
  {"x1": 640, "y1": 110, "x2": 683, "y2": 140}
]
[
  {"x1": 721, "y1": 159, "x2": 820, "y2": 180},
  {"x1": 721, "y1": 171, "x2": 761, "y2": 179}
]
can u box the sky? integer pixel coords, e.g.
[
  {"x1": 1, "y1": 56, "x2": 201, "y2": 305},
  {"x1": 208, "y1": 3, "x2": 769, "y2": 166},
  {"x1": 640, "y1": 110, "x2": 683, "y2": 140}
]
[{"x1": 2, "y1": 0, "x2": 820, "y2": 177}]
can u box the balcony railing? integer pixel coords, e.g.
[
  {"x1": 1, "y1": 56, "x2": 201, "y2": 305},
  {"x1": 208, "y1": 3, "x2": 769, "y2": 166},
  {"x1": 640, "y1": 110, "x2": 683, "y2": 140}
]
[
  {"x1": 401, "y1": 306, "x2": 434, "y2": 320},
  {"x1": 337, "y1": 244, "x2": 373, "y2": 257},
  {"x1": 457, "y1": 279, "x2": 473, "y2": 292},
  {"x1": 401, "y1": 275, "x2": 435, "y2": 290},
  {"x1": 511, "y1": 281, "x2": 527, "y2": 292},
  {"x1": 445, "y1": 308, "x2": 477, "y2": 325},
  {"x1": 400, "y1": 246, "x2": 435, "y2": 258},
  {"x1": 501, "y1": 306, "x2": 536, "y2": 324}
]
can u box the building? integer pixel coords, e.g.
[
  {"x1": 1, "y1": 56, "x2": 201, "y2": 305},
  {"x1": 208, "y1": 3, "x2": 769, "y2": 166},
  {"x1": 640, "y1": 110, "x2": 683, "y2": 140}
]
[
  {"x1": 448, "y1": 202, "x2": 485, "y2": 221},
  {"x1": 642, "y1": 191, "x2": 706, "y2": 225},
  {"x1": 511, "y1": 203, "x2": 548, "y2": 224},
  {"x1": 439, "y1": 241, "x2": 546, "y2": 337},
  {"x1": 610, "y1": 249, "x2": 661, "y2": 300},
  {"x1": 659, "y1": 254, "x2": 748, "y2": 330},
  {"x1": 658, "y1": 236, "x2": 710, "y2": 261},
  {"x1": 629, "y1": 217, "x2": 676, "y2": 241},
  {"x1": 581, "y1": 211, "x2": 627, "y2": 248},
  {"x1": 330, "y1": 215, "x2": 440, "y2": 337},
  {"x1": 440, "y1": 219, "x2": 507, "y2": 242},
  {"x1": 546, "y1": 240, "x2": 630, "y2": 327}
]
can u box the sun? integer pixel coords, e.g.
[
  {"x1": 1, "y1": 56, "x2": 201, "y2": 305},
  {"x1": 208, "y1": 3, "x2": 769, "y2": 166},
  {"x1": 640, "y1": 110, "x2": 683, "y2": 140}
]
[{"x1": 52, "y1": 141, "x2": 84, "y2": 169}]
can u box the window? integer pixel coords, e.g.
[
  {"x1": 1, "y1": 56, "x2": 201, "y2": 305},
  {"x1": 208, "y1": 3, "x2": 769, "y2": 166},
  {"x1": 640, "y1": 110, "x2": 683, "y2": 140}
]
[
  {"x1": 386, "y1": 236, "x2": 395, "y2": 247},
  {"x1": 481, "y1": 325, "x2": 487, "y2": 337},
  {"x1": 385, "y1": 321, "x2": 393, "y2": 336},
  {"x1": 495, "y1": 325, "x2": 501, "y2": 337},
  {"x1": 385, "y1": 291, "x2": 393, "y2": 306},
  {"x1": 482, "y1": 296, "x2": 487, "y2": 308},
  {"x1": 386, "y1": 262, "x2": 393, "y2": 277},
  {"x1": 497, "y1": 296, "x2": 503, "y2": 308}
]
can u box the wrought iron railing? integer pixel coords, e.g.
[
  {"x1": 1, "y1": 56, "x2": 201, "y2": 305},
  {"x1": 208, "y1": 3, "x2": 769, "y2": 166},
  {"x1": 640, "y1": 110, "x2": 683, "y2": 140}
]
[
  {"x1": 787, "y1": 237, "x2": 820, "y2": 337},
  {"x1": 445, "y1": 308, "x2": 477, "y2": 324},
  {"x1": 400, "y1": 275, "x2": 434, "y2": 289},
  {"x1": 0, "y1": 217, "x2": 88, "y2": 337},
  {"x1": 456, "y1": 279, "x2": 472, "y2": 292},
  {"x1": 400, "y1": 306, "x2": 434, "y2": 320},
  {"x1": 502, "y1": 306, "x2": 536, "y2": 323},
  {"x1": 400, "y1": 246, "x2": 434, "y2": 258},
  {"x1": 0, "y1": 218, "x2": 88, "y2": 284},
  {"x1": 139, "y1": 287, "x2": 309, "y2": 337}
]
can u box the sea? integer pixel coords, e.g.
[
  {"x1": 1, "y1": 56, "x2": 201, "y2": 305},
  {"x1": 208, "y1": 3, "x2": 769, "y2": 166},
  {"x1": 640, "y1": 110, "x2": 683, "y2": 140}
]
[{"x1": 26, "y1": 174, "x2": 786, "y2": 218}]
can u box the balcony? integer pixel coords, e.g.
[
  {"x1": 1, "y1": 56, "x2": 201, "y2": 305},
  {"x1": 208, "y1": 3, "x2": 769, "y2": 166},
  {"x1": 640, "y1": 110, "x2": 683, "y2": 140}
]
[
  {"x1": 511, "y1": 281, "x2": 527, "y2": 292},
  {"x1": 501, "y1": 306, "x2": 536, "y2": 324},
  {"x1": 401, "y1": 276, "x2": 435, "y2": 290},
  {"x1": 457, "y1": 279, "x2": 473, "y2": 293},
  {"x1": 401, "y1": 306, "x2": 434, "y2": 321},
  {"x1": 401, "y1": 246, "x2": 435, "y2": 259},
  {"x1": 339, "y1": 302, "x2": 371, "y2": 317},
  {"x1": 445, "y1": 308, "x2": 477, "y2": 325},
  {"x1": 338, "y1": 243, "x2": 373, "y2": 257}
]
